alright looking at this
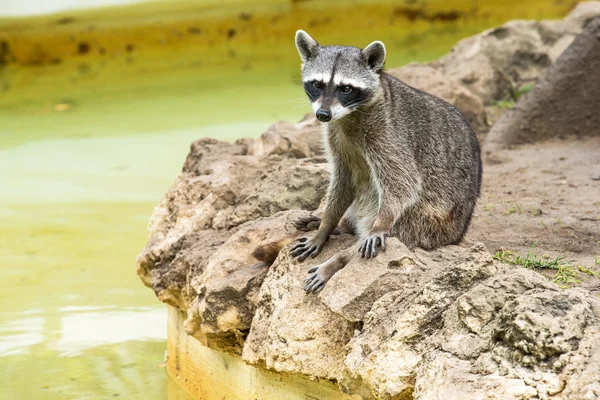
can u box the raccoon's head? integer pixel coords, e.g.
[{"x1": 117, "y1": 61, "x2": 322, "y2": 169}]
[{"x1": 295, "y1": 30, "x2": 386, "y2": 123}]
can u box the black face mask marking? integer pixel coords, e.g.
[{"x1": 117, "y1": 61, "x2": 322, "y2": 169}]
[
  {"x1": 338, "y1": 87, "x2": 371, "y2": 109},
  {"x1": 303, "y1": 81, "x2": 323, "y2": 102},
  {"x1": 303, "y1": 53, "x2": 373, "y2": 113}
]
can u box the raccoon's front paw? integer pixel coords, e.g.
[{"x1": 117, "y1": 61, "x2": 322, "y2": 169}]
[
  {"x1": 291, "y1": 235, "x2": 326, "y2": 262},
  {"x1": 303, "y1": 264, "x2": 331, "y2": 293},
  {"x1": 358, "y1": 233, "x2": 388, "y2": 259}
]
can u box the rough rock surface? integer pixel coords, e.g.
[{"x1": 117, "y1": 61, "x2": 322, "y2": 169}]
[
  {"x1": 137, "y1": 6, "x2": 600, "y2": 400},
  {"x1": 136, "y1": 118, "x2": 329, "y2": 351},
  {"x1": 484, "y1": 16, "x2": 600, "y2": 153},
  {"x1": 388, "y1": 2, "x2": 600, "y2": 134}
]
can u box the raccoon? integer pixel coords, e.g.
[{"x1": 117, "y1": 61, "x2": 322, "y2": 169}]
[{"x1": 255, "y1": 30, "x2": 482, "y2": 293}]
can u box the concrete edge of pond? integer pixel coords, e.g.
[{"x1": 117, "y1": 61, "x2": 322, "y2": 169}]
[{"x1": 166, "y1": 306, "x2": 358, "y2": 400}]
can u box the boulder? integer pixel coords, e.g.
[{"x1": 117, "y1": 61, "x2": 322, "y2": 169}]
[
  {"x1": 136, "y1": 120, "x2": 328, "y2": 326},
  {"x1": 388, "y1": 2, "x2": 600, "y2": 133},
  {"x1": 485, "y1": 17, "x2": 600, "y2": 153}
]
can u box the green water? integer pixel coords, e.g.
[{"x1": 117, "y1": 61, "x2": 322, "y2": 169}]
[
  {"x1": 0, "y1": 2, "x2": 571, "y2": 399},
  {"x1": 0, "y1": 94, "x2": 298, "y2": 399},
  {"x1": 0, "y1": 57, "x2": 303, "y2": 399}
]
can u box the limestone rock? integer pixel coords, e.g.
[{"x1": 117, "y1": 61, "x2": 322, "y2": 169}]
[
  {"x1": 136, "y1": 122, "x2": 329, "y2": 350},
  {"x1": 388, "y1": 2, "x2": 600, "y2": 134},
  {"x1": 341, "y1": 245, "x2": 498, "y2": 400},
  {"x1": 185, "y1": 211, "x2": 306, "y2": 353},
  {"x1": 243, "y1": 118, "x2": 323, "y2": 159},
  {"x1": 485, "y1": 16, "x2": 600, "y2": 153},
  {"x1": 242, "y1": 237, "x2": 358, "y2": 380},
  {"x1": 319, "y1": 239, "x2": 431, "y2": 323},
  {"x1": 413, "y1": 283, "x2": 600, "y2": 400}
]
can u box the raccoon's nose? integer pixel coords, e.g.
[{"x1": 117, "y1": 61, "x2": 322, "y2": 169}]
[{"x1": 316, "y1": 109, "x2": 332, "y2": 122}]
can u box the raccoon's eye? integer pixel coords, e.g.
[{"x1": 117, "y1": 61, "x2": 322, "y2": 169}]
[
  {"x1": 340, "y1": 85, "x2": 353, "y2": 93},
  {"x1": 312, "y1": 81, "x2": 324, "y2": 90}
]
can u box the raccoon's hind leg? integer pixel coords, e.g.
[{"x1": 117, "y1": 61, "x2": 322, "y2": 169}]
[
  {"x1": 393, "y1": 201, "x2": 477, "y2": 250},
  {"x1": 303, "y1": 242, "x2": 361, "y2": 293}
]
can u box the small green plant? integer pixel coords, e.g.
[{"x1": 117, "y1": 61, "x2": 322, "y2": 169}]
[
  {"x1": 503, "y1": 203, "x2": 523, "y2": 215},
  {"x1": 578, "y1": 265, "x2": 599, "y2": 278},
  {"x1": 513, "y1": 82, "x2": 535, "y2": 100},
  {"x1": 528, "y1": 206, "x2": 542, "y2": 216},
  {"x1": 493, "y1": 243, "x2": 599, "y2": 287},
  {"x1": 494, "y1": 99, "x2": 515, "y2": 109},
  {"x1": 493, "y1": 78, "x2": 536, "y2": 109},
  {"x1": 483, "y1": 203, "x2": 495, "y2": 215}
]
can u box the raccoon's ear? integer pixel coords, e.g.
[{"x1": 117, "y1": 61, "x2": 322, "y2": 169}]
[
  {"x1": 362, "y1": 41, "x2": 386, "y2": 73},
  {"x1": 295, "y1": 30, "x2": 319, "y2": 63}
]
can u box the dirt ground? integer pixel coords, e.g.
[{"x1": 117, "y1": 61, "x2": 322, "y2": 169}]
[{"x1": 465, "y1": 136, "x2": 600, "y2": 294}]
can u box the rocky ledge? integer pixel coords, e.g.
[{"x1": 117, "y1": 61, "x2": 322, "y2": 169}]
[{"x1": 137, "y1": 4, "x2": 600, "y2": 400}]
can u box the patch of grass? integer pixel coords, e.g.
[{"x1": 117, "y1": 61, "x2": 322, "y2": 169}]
[
  {"x1": 494, "y1": 99, "x2": 515, "y2": 109},
  {"x1": 528, "y1": 206, "x2": 543, "y2": 216},
  {"x1": 513, "y1": 82, "x2": 535, "y2": 100},
  {"x1": 493, "y1": 243, "x2": 599, "y2": 287},
  {"x1": 503, "y1": 203, "x2": 523, "y2": 215},
  {"x1": 578, "y1": 265, "x2": 599, "y2": 278},
  {"x1": 493, "y1": 80, "x2": 536, "y2": 109},
  {"x1": 483, "y1": 203, "x2": 496, "y2": 215}
]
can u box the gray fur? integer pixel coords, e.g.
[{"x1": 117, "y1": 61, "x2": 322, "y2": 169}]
[
  {"x1": 362, "y1": 41, "x2": 386, "y2": 73},
  {"x1": 291, "y1": 31, "x2": 482, "y2": 293},
  {"x1": 295, "y1": 30, "x2": 319, "y2": 64}
]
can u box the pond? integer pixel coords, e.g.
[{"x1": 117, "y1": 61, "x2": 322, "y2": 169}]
[{"x1": 0, "y1": 1, "x2": 571, "y2": 398}]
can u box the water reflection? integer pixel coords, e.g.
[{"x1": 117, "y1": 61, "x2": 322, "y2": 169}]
[
  {"x1": 0, "y1": 315, "x2": 45, "y2": 356},
  {"x1": 0, "y1": 307, "x2": 168, "y2": 399},
  {"x1": 56, "y1": 306, "x2": 165, "y2": 356},
  {"x1": 0, "y1": 0, "x2": 142, "y2": 17}
]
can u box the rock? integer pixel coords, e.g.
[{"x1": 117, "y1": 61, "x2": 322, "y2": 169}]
[
  {"x1": 340, "y1": 245, "x2": 498, "y2": 400},
  {"x1": 485, "y1": 17, "x2": 600, "y2": 153},
  {"x1": 410, "y1": 274, "x2": 600, "y2": 400},
  {"x1": 319, "y1": 239, "x2": 432, "y2": 323},
  {"x1": 566, "y1": 1, "x2": 600, "y2": 24},
  {"x1": 562, "y1": 336, "x2": 600, "y2": 399},
  {"x1": 184, "y1": 210, "x2": 307, "y2": 353},
  {"x1": 388, "y1": 2, "x2": 600, "y2": 134},
  {"x1": 137, "y1": 6, "x2": 600, "y2": 398},
  {"x1": 244, "y1": 119, "x2": 323, "y2": 159},
  {"x1": 136, "y1": 122, "x2": 329, "y2": 347},
  {"x1": 242, "y1": 236, "x2": 358, "y2": 380}
]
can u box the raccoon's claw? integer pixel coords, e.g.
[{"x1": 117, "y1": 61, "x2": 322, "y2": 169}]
[
  {"x1": 291, "y1": 236, "x2": 325, "y2": 262},
  {"x1": 359, "y1": 233, "x2": 388, "y2": 259},
  {"x1": 293, "y1": 215, "x2": 322, "y2": 232},
  {"x1": 304, "y1": 265, "x2": 327, "y2": 293}
]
